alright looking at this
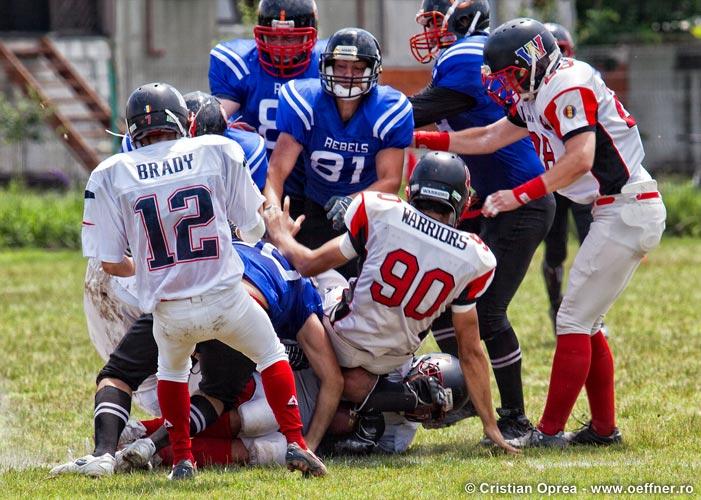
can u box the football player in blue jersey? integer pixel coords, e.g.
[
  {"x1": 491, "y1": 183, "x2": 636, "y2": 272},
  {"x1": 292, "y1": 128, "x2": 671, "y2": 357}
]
[
  {"x1": 409, "y1": 0, "x2": 555, "y2": 443},
  {"x1": 264, "y1": 27, "x2": 413, "y2": 277},
  {"x1": 208, "y1": 0, "x2": 324, "y2": 218}
]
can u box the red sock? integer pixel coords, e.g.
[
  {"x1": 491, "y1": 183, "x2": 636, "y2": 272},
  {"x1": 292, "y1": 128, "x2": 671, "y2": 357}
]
[
  {"x1": 140, "y1": 417, "x2": 165, "y2": 436},
  {"x1": 585, "y1": 331, "x2": 616, "y2": 436},
  {"x1": 538, "y1": 334, "x2": 592, "y2": 435},
  {"x1": 192, "y1": 437, "x2": 233, "y2": 466},
  {"x1": 196, "y1": 411, "x2": 234, "y2": 439},
  {"x1": 260, "y1": 360, "x2": 305, "y2": 449},
  {"x1": 157, "y1": 380, "x2": 193, "y2": 464}
]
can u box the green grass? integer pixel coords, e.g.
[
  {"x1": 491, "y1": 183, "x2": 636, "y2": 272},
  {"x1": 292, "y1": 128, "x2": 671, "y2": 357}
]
[{"x1": 1, "y1": 241, "x2": 700, "y2": 498}]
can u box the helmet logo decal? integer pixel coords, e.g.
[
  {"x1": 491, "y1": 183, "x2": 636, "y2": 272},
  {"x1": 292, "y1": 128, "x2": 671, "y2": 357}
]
[
  {"x1": 279, "y1": 9, "x2": 286, "y2": 21},
  {"x1": 515, "y1": 34, "x2": 546, "y2": 65},
  {"x1": 419, "y1": 186, "x2": 450, "y2": 200},
  {"x1": 333, "y1": 45, "x2": 359, "y2": 60}
]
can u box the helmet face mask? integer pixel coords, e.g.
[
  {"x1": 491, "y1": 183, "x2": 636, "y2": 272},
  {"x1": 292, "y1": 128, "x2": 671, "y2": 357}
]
[
  {"x1": 404, "y1": 353, "x2": 469, "y2": 422},
  {"x1": 409, "y1": 0, "x2": 491, "y2": 64},
  {"x1": 125, "y1": 82, "x2": 189, "y2": 148},
  {"x1": 320, "y1": 28, "x2": 382, "y2": 100},
  {"x1": 254, "y1": 0, "x2": 318, "y2": 78}
]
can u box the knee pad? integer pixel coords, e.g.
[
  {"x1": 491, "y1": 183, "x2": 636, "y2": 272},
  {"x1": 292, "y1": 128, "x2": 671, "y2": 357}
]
[
  {"x1": 240, "y1": 432, "x2": 286, "y2": 466},
  {"x1": 238, "y1": 389, "x2": 279, "y2": 437}
]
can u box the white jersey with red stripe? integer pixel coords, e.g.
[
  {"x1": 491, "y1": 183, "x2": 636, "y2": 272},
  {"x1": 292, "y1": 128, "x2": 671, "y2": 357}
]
[
  {"x1": 81, "y1": 134, "x2": 264, "y2": 313},
  {"x1": 511, "y1": 58, "x2": 651, "y2": 204},
  {"x1": 336, "y1": 191, "x2": 496, "y2": 357}
]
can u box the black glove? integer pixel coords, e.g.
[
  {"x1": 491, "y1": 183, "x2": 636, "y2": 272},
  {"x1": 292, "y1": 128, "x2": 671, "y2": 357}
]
[
  {"x1": 324, "y1": 195, "x2": 353, "y2": 232},
  {"x1": 283, "y1": 341, "x2": 309, "y2": 370}
]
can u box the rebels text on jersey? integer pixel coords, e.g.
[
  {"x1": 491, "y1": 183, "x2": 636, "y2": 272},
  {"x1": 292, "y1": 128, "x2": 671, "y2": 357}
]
[
  {"x1": 234, "y1": 239, "x2": 323, "y2": 343},
  {"x1": 208, "y1": 39, "x2": 326, "y2": 197},
  {"x1": 335, "y1": 192, "x2": 496, "y2": 357},
  {"x1": 276, "y1": 79, "x2": 414, "y2": 206},
  {"x1": 432, "y1": 34, "x2": 544, "y2": 197},
  {"x1": 508, "y1": 58, "x2": 651, "y2": 204},
  {"x1": 82, "y1": 135, "x2": 264, "y2": 313}
]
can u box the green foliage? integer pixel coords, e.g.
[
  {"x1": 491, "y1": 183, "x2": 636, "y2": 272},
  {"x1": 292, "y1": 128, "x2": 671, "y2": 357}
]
[
  {"x1": 0, "y1": 91, "x2": 49, "y2": 144},
  {"x1": 0, "y1": 182, "x2": 82, "y2": 249},
  {"x1": 237, "y1": 0, "x2": 257, "y2": 25},
  {"x1": 659, "y1": 179, "x2": 701, "y2": 237}
]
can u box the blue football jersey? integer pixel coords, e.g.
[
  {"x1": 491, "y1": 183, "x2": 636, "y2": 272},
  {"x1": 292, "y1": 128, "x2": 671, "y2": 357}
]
[
  {"x1": 209, "y1": 39, "x2": 327, "y2": 198},
  {"x1": 233, "y1": 240, "x2": 322, "y2": 343},
  {"x1": 432, "y1": 33, "x2": 544, "y2": 197},
  {"x1": 276, "y1": 79, "x2": 414, "y2": 206},
  {"x1": 224, "y1": 128, "x2": 268, "y2": 190}
]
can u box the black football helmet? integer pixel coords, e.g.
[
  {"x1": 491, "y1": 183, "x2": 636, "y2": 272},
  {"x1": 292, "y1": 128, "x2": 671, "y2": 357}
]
[
  {"x1": 254, "y1": 0, "x2": 318, "y2": 78},
  {"x1": 125, "y1": 82, "x2": 188, "y2": 147},
  {"x1": 404, "y1": 353, "x2": 469, "y2": 422},
  {"x1": 183, "y1": 91, "x2": 227, "y2": 137},
  {"x1": 407, "y1": 151, "x2": 470, "y2": 227},
  {"x1": 481, "y1": 18, "x2": 561, "y2": 106},
  {"x1": 410, "y1": 0, "x2": 490, "y2": 63},
  {"x1": 544, "y1": 22, "x2": 575, "y2": 57},
  {"x1": 320, "y1": 28, "x2": 382, "y2": 100}
]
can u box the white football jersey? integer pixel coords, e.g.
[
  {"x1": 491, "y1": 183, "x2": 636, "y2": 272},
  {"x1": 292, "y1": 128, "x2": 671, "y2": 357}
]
[
  {"x1": 335, "y1": 192, "x2": 496, "y2": 357},
  {"x1": 82, "y1": 134, "x2": 264, "y2": 313},
  {"x1": 510, "y1": 58, "x2": 651, "y2": 204}
]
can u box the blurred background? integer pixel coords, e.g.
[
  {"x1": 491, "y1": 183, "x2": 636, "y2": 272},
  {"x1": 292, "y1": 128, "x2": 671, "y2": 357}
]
[{"x1": 0, "y1": 0, "x2": 700, "y2": 185}]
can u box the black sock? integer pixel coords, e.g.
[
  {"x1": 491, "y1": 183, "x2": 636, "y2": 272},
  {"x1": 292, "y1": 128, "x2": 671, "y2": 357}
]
[
  {"x1": 150, "y1": 394, "x2": 220, "y2": 451},
  {"x1": 93, "y1": 386, "x2": 131, "y2": 457},
  {"x1": 484, "y1": 327, "x2": 524, "y2": 412},
  {"x1": 431, "y1": 308, "x2": 459, "y2": 357}
]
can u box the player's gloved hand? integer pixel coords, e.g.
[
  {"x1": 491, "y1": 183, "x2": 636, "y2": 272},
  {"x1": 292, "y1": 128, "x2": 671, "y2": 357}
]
[
  {"x1": 283, "y1": 341, "x2": 309, "y2": 370},
  {"x1": 324, "y1": 195, "x2": 353, "y2": 232}
]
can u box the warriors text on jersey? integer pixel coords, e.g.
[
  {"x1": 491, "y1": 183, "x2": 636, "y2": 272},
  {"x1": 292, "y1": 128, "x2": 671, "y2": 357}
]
[
  {"x1": 276, "y1": 79, "x2": 414, "y2": 206},
  {"x1": 81, "y1": 134, "x2": 264, "y2": 313},
  {"x1": 508, "y1": 58, "x2": 651, "y2": 204},
  {"x1": 335, "y1": 191, "x2": 496, "y2": 357},
  {"x1": 209, "y1": 39, "x2": 326, "y2": 197},
  {"x1": 432, "y1": 33, "x2": 544, "y2": 197}
]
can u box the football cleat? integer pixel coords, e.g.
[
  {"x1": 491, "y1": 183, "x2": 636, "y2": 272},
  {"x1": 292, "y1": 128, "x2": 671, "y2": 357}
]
[
  {"x1": 117, "y1": 419, "x2": 148, "y2": 448},
  {"x1": 119, "y1": 438, "x2": 156, "y2": 470},
  {"x1": 49, "y1": 453, "x2": 116, "y2": 477},
  {"x1": 167, "y1": 459, "x2": 196, "y2": 480},
  {"x1": 564, "y1": 421, "x2": 622, "y2": 446},
  {"x1": 285, "y1": 442, "x2": 328, "y2": 477},
  {"x1": 508, "y1": 428, "x2": 569, "y2": 449},
  {"x1": 480, "y1": 407, "x2": 534, "y2": 445}
]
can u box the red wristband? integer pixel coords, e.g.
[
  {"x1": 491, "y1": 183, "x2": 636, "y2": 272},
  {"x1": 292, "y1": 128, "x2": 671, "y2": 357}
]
[
  {"x1": 512, "y1": 176, "x2": 547, "y2": 205},
  {"x1": 414, "y1": 131, "x2": 450, "y2": 151}
]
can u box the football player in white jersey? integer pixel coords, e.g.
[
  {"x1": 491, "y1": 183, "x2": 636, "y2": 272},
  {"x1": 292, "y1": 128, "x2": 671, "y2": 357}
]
[
  {"x1": 81, "y1": 82, "x2": 326, "y2": 478},
  {"x1": 414, "y1": 19, "x2": 666, "y2": 447},
  {"x1": 265, "y1": 151, "x2": 518, "y2": 454}
]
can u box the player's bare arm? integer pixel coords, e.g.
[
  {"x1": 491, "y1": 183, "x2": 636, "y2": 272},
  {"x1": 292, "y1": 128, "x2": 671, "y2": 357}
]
[
  {"x1": 359, "y1": 147, "x2": 404, "y2": 196},
  {"x1": 218, "y1": 98, "x2": 241, "y2": 119},
  {"x1": 263, "y1": 132, "x2": 303, "y2": 207},
  {"x1": 101, "y1": 256, "x2": 135, "y2": 277},
  {"x1": 414, "y1": 116, "x2": 528, "y2": 155},
  {"x1": 482, "y1": 131, "x2": 595, "y2": 217},
  {"x1": 452, "y1": 308, "x2": 520, "y2": 455},
  {"x1": 263, "y1": 198, "x2": 349, "y2": 276},
  {"x1": 296, "y1": 315, "x2": 344, "y2": 451}
]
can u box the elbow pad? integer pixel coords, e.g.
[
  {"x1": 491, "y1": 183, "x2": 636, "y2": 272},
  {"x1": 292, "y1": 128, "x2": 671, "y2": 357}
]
[{"x1": 237, "y1": 215, "x2": 266, "y2": 244}]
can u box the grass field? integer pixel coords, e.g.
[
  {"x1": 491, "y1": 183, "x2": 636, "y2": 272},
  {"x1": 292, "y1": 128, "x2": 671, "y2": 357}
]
[{"x1": 1, "y1": 239, "x2": 700, "y2": 498}]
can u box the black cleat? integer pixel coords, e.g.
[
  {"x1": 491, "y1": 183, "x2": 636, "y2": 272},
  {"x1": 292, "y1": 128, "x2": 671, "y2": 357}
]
[
  {"x1": 334, "y1": 413, "x2": 385, "y2": 455},
  {"x1": 564, "y1": 421, "x2": 622, "y2": 446},
  {"x1": 167, "y1": 459, "x2": 196, "y2": 480},
  {"x1": 286, "y1": 443, "x2": 327, "y2": 477},
  {"x1": 481, "y1": 407, "x2": 534, "y2": 446}
]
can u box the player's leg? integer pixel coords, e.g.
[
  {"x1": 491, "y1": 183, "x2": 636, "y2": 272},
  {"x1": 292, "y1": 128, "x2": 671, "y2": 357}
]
[
  {"x1": 570, "y1": 200, "x2": 594, "y2": 245},
  {"x1": 210, "y1": 284, "x2": 327, "y2": 476},
  {"x1": 542, "y1": 193, "x2": 571, "y2": 329},
  {"x1": 475, "y1": 195, "x2": 555, "y2": 440}
]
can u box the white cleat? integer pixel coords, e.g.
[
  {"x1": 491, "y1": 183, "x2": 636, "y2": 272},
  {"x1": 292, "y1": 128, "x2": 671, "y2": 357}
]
[
  {"x1": 118, "y1": 419, "x2": 148, "y2": 448},
  {"x1": 49, "y1": 453, "x2": 116, "y2": 477},
  {"x1": 119, "y1": 438, "x2": 156, "y2": 470}
]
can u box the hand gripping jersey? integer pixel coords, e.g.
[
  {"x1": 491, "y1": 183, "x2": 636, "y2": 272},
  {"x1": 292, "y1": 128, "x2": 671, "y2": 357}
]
[
  {"x1": 432, "y1": 34, "x2": 544, "y2": 197},
  {"x1": 276, "y1": 79, "x2": 414, "y2": 206},
  {"x1": 336, "y1": 191, "x2": 496, "y2": 357},
  {"x1": 233, "y1": 239, "x2": 323, "y2": 343},
  {"x1": 208, "y1": 39, "x2": 327, "y2": 198},
  {"x1": 82, "y1": 134, "x2": 264, "y2": 313},
  {"x1": 508, "y1": 58, "x2": 651, "y2": 204}
]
